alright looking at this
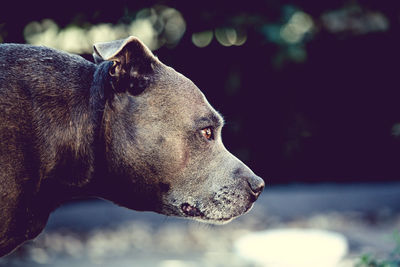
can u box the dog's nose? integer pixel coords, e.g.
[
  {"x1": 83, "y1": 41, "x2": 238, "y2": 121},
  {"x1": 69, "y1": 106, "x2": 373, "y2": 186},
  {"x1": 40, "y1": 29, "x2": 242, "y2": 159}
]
[{"x1": 247, "y1": 175, "x2": 265, "y2": 200}]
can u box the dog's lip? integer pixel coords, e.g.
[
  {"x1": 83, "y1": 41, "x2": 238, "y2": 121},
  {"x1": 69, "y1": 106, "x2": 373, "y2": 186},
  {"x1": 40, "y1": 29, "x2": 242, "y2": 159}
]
[
  {"x1": 180, "y1": 202, "x2": 233, "y2": 222},
  {"x1": 178, "y1": 201, "x2": 254, "y2": 223},
  {"x1": 181, "y1": 203, "x2": 204, "y2": 217}
]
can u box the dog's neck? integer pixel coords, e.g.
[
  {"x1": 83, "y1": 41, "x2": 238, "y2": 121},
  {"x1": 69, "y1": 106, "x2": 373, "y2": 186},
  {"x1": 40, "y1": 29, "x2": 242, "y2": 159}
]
[
  {"x1": 89, "y1": 61, "x2": 112, "y2": 146},
  {"x1": 88, "y1": 61, "x2": 113, "y2": 192},
  {"x1": 36, "y1": 60, "x2": 113, "y2": 204}
]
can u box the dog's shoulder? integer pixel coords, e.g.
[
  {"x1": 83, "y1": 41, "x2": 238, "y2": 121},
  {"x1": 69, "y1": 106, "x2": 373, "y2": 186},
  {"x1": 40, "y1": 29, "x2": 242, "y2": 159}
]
[
  {"x1": 0, "y1": 43, "x2": 97, "y2": 101},
  {"x1": 0, "y1": 43, "x2": 91, "y2": 66},
  {"x1": 0, "y1": 43, "x2": 95, "y2": 83}
]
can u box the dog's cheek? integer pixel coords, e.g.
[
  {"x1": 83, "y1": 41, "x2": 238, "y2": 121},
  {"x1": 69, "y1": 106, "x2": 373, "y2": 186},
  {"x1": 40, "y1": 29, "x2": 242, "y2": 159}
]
[
  {"x1": 150, "y1": 137, "x2": 192, "y2": 207},
  {"x1": 155, "y1": 135, "x2": 190, "y2": 177}
]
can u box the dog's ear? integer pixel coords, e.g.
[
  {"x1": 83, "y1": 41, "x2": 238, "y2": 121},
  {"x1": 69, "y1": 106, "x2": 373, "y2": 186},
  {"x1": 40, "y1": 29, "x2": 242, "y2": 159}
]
[{"x1": 93, "y1": 36, "x2": 158, "y2": 95}]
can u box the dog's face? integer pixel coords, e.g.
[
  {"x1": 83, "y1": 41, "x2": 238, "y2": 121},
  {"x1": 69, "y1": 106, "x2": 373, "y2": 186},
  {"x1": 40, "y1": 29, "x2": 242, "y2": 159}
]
[{"x1": 95, "y1": 37, "x2": 264, "y2": 224}]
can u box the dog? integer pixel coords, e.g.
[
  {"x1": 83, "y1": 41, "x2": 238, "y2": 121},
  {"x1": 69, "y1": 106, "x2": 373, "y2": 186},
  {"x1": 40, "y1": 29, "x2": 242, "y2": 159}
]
[{"x1": 0, "y1": 36, "x2": 264, "y2": 256}]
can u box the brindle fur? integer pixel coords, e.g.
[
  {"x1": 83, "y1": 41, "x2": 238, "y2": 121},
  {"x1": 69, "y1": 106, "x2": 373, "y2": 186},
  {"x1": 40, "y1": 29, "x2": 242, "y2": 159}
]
[{"x1": 0, "y1": 37, "x2": 264, "y2": 256}]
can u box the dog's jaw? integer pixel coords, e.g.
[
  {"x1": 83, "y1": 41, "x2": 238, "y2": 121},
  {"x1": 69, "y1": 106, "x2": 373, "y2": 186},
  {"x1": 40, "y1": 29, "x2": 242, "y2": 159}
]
[
  {"x1": 179, "y1": 202, "x2": 255, "y2": 225},
  {"x1": 161, "y1": 188, "x2": 256, "y2": 224}
]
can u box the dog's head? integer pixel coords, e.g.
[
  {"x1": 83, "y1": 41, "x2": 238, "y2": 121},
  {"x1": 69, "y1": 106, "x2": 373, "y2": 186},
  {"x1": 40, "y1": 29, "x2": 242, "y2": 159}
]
[{"x1": 93, "y1": 36, "x2": 264, "y2": 224}]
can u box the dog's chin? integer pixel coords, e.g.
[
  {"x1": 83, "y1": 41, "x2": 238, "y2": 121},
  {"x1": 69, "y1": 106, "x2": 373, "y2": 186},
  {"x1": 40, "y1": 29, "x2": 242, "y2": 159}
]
[
  {"x1": 162, "y1": 201, "x2": 255, "y2": 225},
  {"x1": 191, "y1": 216, "x2": 234, "y2": 225}
]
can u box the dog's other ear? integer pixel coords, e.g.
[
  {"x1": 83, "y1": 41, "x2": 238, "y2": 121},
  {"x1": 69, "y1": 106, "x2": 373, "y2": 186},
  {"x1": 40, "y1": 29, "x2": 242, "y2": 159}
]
[{"x1": 93, "y1": 36, "x2": 158, "y2": 95}]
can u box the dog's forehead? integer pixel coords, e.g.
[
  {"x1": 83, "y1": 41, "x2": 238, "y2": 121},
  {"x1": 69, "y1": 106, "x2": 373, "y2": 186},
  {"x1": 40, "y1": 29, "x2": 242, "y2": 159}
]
[
  {"x1": 153, "y1": 65, "x2": 210, "y2": 107},
  {"x1": 139, "y1": 63, "x2": 224, "y2": 129}
]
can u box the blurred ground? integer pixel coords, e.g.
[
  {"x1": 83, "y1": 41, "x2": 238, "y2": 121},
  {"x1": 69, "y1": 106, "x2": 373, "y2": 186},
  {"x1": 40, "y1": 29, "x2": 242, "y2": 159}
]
[{"x1": 1, "y1": 182, "x2": 400, "y2": 267}]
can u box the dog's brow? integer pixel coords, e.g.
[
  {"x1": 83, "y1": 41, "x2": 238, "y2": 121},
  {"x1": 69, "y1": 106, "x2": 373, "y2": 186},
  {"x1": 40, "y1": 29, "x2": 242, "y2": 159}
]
[{"x1": 196, "y1": 113, "x2": 224, "y2": 128}]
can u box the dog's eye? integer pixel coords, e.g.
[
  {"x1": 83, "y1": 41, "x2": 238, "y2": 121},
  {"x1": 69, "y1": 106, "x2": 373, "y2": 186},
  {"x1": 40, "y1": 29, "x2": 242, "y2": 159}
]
[{"x1": 201, "y1": 127, "x2": 214, "y2": 141}]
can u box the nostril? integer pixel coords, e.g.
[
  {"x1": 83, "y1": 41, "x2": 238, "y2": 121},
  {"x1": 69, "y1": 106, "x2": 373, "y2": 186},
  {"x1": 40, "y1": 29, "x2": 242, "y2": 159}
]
[
  {"x1": 254, "y1": 182, "x2": 265, "y2": 194},
  {"x1": 250, "y1": 182, "x2": 264, "y2": 196},
  {"x1": 247, "y1": 176, "x2": 265, "y2": 199}
]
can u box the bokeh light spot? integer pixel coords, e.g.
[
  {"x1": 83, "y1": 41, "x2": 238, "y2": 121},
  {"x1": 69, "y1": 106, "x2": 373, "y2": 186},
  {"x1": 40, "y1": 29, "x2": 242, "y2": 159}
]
[
  {"x1": 280, "y1": 11, "x2": 314, "y2": 44},
  {"x1": 191, "y1": 30, "x2": 213, "y2": 48},
  {"x1": 235, "y1": 229, "x2": 348, "y2": 267},
  {"x1": 215, "y1": 27, "x2": 247, "y2": 47},
  {"x1": 23, "y1": 6, "x2": 186, "y2": 53}
]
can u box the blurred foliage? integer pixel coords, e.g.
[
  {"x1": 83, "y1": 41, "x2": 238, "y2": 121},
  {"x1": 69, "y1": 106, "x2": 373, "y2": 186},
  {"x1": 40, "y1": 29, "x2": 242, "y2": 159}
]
[
  {"x1": 356, "y1": 231, "x2": 400, "y2": 267},
  {"x1": 1, "y1": 0, "x2": 400, "y2": 184}
]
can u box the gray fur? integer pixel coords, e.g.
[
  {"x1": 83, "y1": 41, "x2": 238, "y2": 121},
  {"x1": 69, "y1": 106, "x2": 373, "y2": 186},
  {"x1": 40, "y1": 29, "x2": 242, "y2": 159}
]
[{"x1": 0, "y1": 37, "x2": 264, "y2": 256}]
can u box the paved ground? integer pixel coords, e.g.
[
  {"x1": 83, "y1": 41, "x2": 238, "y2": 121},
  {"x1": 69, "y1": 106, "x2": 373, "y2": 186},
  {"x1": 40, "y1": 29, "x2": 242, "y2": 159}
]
[{"x1": 1, "y1": 182, "x2": 400, "y2": 267}]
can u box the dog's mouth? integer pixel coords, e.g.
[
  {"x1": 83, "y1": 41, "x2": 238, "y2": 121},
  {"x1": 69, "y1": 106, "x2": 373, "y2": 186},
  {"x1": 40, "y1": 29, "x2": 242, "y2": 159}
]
[
  {"x1": 181, "y1": 203, "x2": 204, "y2": 217},
  {"x1": 173, "y1": 192, "x2": 256, "y2": 224},
  {"x1": 179, "y1": 201, "x2": 252, "y2": 224}
]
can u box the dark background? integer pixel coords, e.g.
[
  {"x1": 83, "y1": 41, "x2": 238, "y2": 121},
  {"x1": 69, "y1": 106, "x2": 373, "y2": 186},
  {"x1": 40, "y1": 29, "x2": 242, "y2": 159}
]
[{"x1": 1, "y1": 0, "x2": 399, "y2": 184}]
